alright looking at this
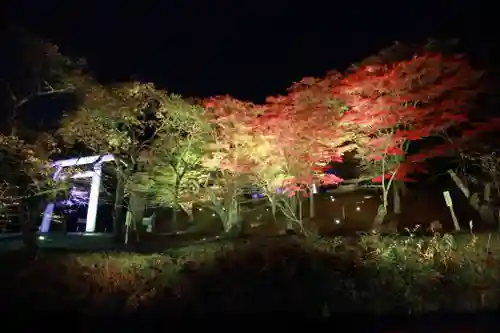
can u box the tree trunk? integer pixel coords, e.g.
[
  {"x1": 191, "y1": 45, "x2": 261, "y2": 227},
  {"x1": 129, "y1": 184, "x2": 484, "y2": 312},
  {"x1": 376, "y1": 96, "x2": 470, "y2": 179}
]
[
  {"x1": 448, "y1": 169, "x2": 470, "y2": 198},
  {"x1": 492, "y1": 176, "x2": 500, "y2": 199},
  {"x1": 484, "y1": 182, "x2": 492, "y2": 202},
  {"x1": 171, "y1": 207, "x2": 179, "y2": 232},
  {"x1": 125, "y1": 191, "x2": 145, "y2": 243},
  {"x1": 372, "y1": 204, "x2": 386, "y2": 231},
  {"x1": 179, "y1": 202, "x2": 194, "y2": 224},
  {"x1": 391, "y1": 181, "x2": 402, "y2": 232},
  {"x1": 20, "y1": 199, "x2": 38, "y2": 256},
  {"x1": 448, "y1": 169, "x2": 493, "y2": 219},
  {"x1": 113, "y1": 176, "x2": 126, "y2": 244},
  {"x1": 393, "y1": 181, "x2": 401, "y2": 215},
  {"x1": 226, "y1": 216, "x2": 244, "y2": 238},
  {"x1": 309, "y1": 188, "x2": 315, "y2": 219},
  {"x1": 372, "y1": 187, "x2": 388, "y2": 231},
  {"x1": 400, "y1": 181, "x2": 407, "y2": 198}
]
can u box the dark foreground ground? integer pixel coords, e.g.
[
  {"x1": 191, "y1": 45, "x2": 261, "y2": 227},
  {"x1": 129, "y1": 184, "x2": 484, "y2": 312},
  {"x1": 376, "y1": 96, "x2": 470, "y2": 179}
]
[{"x1": 1, "y1": 234, "x2": 500, "y2": 331}]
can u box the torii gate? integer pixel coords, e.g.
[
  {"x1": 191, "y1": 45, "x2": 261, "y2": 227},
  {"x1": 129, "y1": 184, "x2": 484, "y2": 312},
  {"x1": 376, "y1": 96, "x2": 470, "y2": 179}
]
[{"x1": 39, "y1": 154, "x2": 115, "y2": 233}]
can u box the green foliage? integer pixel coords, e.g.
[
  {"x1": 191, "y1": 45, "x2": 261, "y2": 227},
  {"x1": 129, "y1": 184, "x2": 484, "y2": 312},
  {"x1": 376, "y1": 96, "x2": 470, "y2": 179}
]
[
  {"x1": 133, "y1": 144, "x2": 208, "y2": 216},
  {"x1": 0, "y1": 133, "x2": 69, "y2": 249},
  {"x1": 127, "y1": 95, "x2": 214, "y2": 219},
  {"x1": 59, "y1": 82, "x2": 156, "y2": 156},
  {"x1": 0, "y1": 133, "x2": 62, "y2": 201},
  {"x1": 59, "y1": 83, "x2": 213, "y2": 221}
]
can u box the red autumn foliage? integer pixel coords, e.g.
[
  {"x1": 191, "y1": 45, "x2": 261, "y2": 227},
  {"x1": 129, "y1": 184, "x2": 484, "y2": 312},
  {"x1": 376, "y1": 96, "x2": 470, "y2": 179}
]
[
  {"x1": 323, "y1": 173, "x2": 344, "y2": 185},
  {"x1": 203, "y1": 91, "x2": 346, "y2": 196},
  {"x1": 262, "y1": 73, "x2": 347, "y2": 164},
  {"x1": 203, "y1": 48, "x2": 500, "y2": 194},
  {"x1": 256, "y1": 81, "x2": 350, "y2": 193},
  {"x1": 332, "y1": 52, "x2": 482, "y2": 182}
]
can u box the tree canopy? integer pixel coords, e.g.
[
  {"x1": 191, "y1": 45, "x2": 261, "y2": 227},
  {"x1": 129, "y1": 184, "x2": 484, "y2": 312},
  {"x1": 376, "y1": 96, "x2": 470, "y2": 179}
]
[{"x1": 4, "y1": 31, "x2": 500, "y2": 238}]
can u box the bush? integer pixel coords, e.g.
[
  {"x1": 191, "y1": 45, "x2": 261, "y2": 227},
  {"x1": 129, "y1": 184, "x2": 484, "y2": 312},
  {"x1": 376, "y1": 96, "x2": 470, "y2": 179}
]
[{"x1": 1, "y1": 232, "x2": 500, "y2": 318}]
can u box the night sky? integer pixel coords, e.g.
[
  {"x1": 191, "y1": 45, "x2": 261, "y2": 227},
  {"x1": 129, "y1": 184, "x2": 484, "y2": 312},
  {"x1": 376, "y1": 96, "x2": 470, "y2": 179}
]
[{"x1": 2, "y1": 1, "x2": 497, "y2": 103}]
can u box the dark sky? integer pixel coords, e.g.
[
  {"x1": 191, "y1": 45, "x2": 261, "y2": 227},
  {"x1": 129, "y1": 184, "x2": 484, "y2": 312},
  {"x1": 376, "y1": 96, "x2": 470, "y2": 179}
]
[{"x1": 2, "y1": 1, "x2": 496, "y2": 103}]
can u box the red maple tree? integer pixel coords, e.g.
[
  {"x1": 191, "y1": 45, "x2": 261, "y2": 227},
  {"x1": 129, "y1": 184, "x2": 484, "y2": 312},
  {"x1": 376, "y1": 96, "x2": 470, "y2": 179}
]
[
  {"x1": 204, "y1": 91, "x2": 345, "y2": 198},
  {"x1": 259, "y1": 88, "x2": 346, "y2": 195},
  {"x1": 203, "y1": 90, "x2": 346, "y2": 229},
  {"x1": 332, "y1": 52, "x2": 482, "y2": 182},
  {"x1": 202, "y1": 47, "x2": 500, "y2": 232},
  {"x1": 323, "y1": 52, "x2": 484, "y2": 228}
]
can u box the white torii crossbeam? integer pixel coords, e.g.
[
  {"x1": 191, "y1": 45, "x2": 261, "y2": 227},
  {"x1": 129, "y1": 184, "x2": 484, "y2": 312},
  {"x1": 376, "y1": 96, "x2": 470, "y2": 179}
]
[{"x1": 39, "y1": 154, "x2": 114, "y2": 233}]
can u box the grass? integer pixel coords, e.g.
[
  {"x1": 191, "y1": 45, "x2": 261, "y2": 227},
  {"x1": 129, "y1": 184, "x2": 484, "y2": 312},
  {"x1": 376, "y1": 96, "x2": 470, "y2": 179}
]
[{"x1": 1, "y1": 231, "x2": 500, "y2": 321}]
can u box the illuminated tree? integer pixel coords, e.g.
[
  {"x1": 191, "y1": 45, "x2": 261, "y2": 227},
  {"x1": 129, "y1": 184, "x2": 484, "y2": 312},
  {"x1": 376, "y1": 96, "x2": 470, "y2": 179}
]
[
  {"x1": 204, "y1": 93, "x2": 345, "y2": 234},
  {"x1": 251, "y1": 97, "x2": 343, "y2": 230},
  {"x1": 0, "y1": 29, "x2": 103, "y2": 245},
  {"x1": 0, "y1": 133, "x2": 63, "y2": 251},
  {"x1": 332, "y1": 52, "x2": 481, "y2": 229},
  {"x1": 261, "y1": 75, "x2": 357, "y2": 222},
  {"x1": 128, "y1": 97, "x2": 214, "y2": 229},
  {"x1": 201, "y1": 96, "x2": 258, "y2": 233},
  {"x1": 59, "y1": 82, "x2": 204, "y2": 240}
]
